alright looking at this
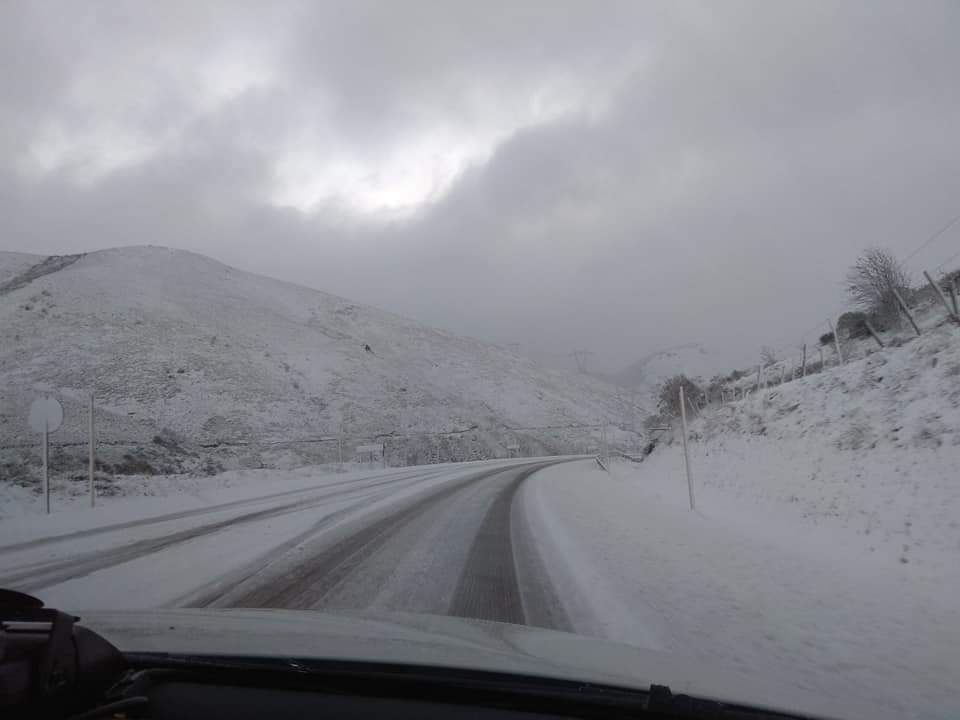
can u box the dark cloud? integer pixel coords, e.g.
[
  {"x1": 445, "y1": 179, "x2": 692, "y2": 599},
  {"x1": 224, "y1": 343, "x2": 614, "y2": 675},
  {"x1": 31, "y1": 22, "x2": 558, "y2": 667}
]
[{"x1": 3, "y1": 1, "x2": 960, "y2": 373}]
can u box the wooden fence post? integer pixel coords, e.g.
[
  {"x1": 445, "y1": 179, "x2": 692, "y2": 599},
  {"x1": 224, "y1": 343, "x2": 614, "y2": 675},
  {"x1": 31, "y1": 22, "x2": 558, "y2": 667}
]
[
  {"x1": 801, "y1": 343, "x2": 807, "y2": 377},
  {"x1": 828, "y1": 319, "x2": 844, "y2": 364},
  {"x1": 863, "y1": 319, "x2": 885, "y2": 348},
  {"x1": 891, "y1": 287, "x2": 922, "y2": 336},
  {"x1": 924, "y1": 271, "x2": 960, "y2": 322}
]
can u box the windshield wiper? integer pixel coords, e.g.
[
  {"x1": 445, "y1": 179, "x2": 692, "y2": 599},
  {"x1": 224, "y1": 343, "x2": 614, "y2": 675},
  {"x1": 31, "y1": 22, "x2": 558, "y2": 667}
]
[{"x1": 124, "y1": 652, "x2": 820, "y2": 719}]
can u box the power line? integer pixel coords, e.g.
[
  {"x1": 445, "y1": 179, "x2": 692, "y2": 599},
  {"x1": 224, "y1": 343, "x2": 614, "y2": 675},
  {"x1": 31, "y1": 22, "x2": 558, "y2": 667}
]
[
  {"x1": 903, "y1": 213, "x2": 960, "y2": 264},
  {"x1": 934, "y1": 246, "x2": 960, "y2": 273},
  {"x1": 787, "y1": 210, "x2": 960, "y2": 348}
]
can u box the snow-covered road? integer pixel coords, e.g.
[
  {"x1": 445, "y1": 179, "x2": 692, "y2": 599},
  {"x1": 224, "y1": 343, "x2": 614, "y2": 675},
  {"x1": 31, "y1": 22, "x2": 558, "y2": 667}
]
[{"x1": 0, "y1": 458, "x2": 574, "y2": 627}]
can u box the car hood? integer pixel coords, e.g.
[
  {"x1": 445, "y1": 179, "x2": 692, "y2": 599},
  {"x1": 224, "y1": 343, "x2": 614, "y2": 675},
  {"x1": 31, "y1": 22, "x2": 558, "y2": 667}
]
[{"x1": 76, "y1": 608, "x2": 856, "y2": 719}]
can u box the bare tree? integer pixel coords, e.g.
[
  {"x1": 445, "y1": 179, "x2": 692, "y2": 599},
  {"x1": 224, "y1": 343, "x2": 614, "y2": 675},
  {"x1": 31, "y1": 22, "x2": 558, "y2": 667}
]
[{"x1": 845, "y1": 248, "x2": 911, "y2": 328}]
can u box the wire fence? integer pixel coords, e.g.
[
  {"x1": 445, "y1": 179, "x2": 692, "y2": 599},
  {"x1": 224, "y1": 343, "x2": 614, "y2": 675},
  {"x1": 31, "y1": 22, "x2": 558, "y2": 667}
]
[{"x1": 1, "y1": 418, "x2": 626, "y2": 486}]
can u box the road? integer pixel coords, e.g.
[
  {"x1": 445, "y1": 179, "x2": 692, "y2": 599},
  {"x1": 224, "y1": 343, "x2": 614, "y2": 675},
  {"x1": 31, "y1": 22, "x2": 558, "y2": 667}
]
[{"x1": 0, "y1": 459, "x2": 576, "y2": 631}]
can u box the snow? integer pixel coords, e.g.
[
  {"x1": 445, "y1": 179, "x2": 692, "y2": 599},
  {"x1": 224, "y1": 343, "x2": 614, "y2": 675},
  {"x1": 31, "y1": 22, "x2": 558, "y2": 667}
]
[
  {"x1": 0, "y1": 458, "x2": 536, "y2": 608},
  {"x1": 1, "y1": 246, "x2": 633, "y2": 485},
  {"x1": 527, "y1": 460, "x2": 958, "y2": 719},
  {"x1": 0, "y1": 464, "x2": 399, "y2": 540},
  {"x1": 0, "y1": 458, "x2": 529, "y2": 545},
  {"x1": 612, "y1": 342, "x2": 720, "y2": 391},
  {"x1": 0, "y1": 251, "x2": 44, "y2": 286},
  {"x1": 525, "y1": 322, "x2": 960, "y2": 720}
]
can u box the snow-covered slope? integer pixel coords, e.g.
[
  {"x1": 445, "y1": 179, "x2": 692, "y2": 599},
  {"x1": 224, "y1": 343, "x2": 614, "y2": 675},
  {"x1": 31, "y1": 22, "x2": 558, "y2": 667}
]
[
  {"x1": 0, "y1": 251, "x2": 44, "y2": 286},
  {"x1": 1, "y1": 246, "x2": 632, "y2": 479},
  {"x1": 524, "y1": 320, "x2": 960, "y2": 720},
  {"x1": 612, "y1": 342, "x2": 718, "y2": 395}
]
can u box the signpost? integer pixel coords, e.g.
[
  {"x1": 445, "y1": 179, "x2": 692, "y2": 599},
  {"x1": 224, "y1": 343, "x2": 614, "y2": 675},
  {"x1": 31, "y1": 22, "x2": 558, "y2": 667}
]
[
  {"x1": 89, "y1": 393, "x2": 96, "y2": 507},
  {"x1": 29, "y1": 395, "x2": 63, "y2": 515},
  {"x1": 679, "y1": 386, "x2": 695, "y2": 511}
]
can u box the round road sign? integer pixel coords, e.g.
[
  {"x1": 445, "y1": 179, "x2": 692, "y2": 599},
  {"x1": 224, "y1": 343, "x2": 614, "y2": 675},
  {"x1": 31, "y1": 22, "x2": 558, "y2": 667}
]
[{"x1": 29, "y1": 396, "x2": 64, "y2": 433}]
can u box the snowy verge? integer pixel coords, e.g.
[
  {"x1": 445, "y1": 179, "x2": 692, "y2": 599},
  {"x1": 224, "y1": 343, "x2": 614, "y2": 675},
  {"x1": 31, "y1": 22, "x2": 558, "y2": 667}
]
[{"x1": 524, "y1": 458, "x2": 959, "y2": 720}]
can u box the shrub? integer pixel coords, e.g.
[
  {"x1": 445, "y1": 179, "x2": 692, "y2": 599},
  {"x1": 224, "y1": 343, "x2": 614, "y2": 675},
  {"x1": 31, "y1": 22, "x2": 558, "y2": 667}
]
[
  {"x1": 115, "y1": 453, "x2": 155, "y2": 475},
  {"x1": 845, "y1": 247, "x2": 911, "y2": 328},
  {"x1": 820, "y1": 331, "x2": 835, "y2": 347},
  {"x1": 836, "y1": 311, "x2": 870, "y2": 340},
  {"x1": 657, "y1": 375, "x2": 703, "y2": 418},
  {"x1": 643, "y1": 413, "x2": 671, "y2": 432}
]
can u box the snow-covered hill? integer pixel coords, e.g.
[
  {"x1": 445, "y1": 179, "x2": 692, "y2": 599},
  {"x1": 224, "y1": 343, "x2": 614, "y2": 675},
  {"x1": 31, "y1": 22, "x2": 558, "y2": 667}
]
[
  {"x1": 1, "y1": 247, "x2": 634, "y2": 481},
  {"x1": 612, "y1": 342, "x2": 718, "y2": 395},
  {"x1": 523, "y1": 312, "x2": 960, "y2": 720}
]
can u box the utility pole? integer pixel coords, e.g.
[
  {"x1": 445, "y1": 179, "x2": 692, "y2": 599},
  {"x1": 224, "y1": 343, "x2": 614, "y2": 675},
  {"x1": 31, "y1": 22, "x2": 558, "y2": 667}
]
[
  {"x1": 43, "y1": 419, "x2": 50, "y2": 515},
  {"x1": 679, "y1": 385, "x2": 695, "y2": 511}
]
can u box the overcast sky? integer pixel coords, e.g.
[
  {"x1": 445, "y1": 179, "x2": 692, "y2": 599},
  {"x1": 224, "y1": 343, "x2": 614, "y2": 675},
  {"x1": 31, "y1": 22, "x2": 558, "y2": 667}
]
[{"x1": 3, "y1": 1, "x2": 959, "y2": 372}]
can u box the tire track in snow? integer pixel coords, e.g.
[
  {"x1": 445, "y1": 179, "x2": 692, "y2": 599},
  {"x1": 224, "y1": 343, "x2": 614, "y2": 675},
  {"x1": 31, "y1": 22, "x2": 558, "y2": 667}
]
[
  {"x1": 219, "y1": 460, "x2": 573, "y2": 631},
  {"x1": 448, "y1": 462, "x2": 568, "y2": 627},
  {"x1": 0, "y1": 467, "x2": 435, "y2": 555},
  {"x1": 215, "y1": 465, "x2": 518, "y2": 609},
  {"x1": 0, "y1": 469, "x2": 449, "y2": 591}
]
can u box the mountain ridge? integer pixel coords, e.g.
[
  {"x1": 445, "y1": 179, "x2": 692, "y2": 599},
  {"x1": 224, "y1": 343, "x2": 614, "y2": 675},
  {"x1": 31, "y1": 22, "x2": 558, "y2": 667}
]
[{"x1": 1, "y1": 246, "x2": 637, "y2": 479}]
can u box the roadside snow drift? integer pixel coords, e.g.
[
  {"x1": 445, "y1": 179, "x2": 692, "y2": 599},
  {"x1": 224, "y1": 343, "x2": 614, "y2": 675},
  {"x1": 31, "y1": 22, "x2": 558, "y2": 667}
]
[{"x1": 525, "y1": 322, "x2": 960, "y2": 720}]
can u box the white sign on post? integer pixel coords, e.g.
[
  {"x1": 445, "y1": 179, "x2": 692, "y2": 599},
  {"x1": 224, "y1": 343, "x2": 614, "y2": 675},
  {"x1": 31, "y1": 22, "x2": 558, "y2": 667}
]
[
  {"x1": 29, "y1": 395, "x2": 63, "y2": 515},
  {"x1": 29, "y1": 396, "x2": 63, "y2": 433}
]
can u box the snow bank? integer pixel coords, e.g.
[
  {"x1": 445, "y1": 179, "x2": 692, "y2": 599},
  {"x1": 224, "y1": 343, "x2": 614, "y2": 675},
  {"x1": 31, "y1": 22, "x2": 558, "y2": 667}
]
[
  {"x1": 525, "y1": 324, "x2": 960, "y2": 720},
  {"x1": 527, "y1": 459, "x2": 958, "y2": 720}
]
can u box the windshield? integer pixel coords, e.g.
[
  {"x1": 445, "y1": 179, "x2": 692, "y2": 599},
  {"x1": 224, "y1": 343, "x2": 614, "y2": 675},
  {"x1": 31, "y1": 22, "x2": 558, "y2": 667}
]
[{"x1": 2, "y1": 3, "x2": 959, "y2": 720}]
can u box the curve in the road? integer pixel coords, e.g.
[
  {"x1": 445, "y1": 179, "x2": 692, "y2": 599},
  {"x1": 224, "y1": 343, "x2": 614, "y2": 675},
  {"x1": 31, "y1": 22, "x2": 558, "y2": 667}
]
[
  {"x1": 212, "y1": 464, "x2": 519, "y2": 609},
  {"x1": 216, "y1": 459, "x2": 574, "y2": 631},
  {"x1": 447, "y1": 463, "x2": 542, "y2": 624}
]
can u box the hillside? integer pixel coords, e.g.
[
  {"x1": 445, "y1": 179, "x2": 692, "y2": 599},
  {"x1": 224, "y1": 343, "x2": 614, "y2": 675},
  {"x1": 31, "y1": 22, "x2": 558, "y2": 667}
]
[
  {"x1": 0, "y1": 247, "x2": 634, "y2": 482},
  {"x1": 611, "y1": 342, "x2": 718, "y2": 395},
  {"x1": 521, "y1": 309, "x2": 960, "y2": 720}
]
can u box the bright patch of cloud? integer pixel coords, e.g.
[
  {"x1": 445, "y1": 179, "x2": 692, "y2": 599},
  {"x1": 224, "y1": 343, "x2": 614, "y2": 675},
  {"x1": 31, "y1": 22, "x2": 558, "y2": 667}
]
[{"x1": 269, "y1": 67, "x2": 630, "y2": 215}]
